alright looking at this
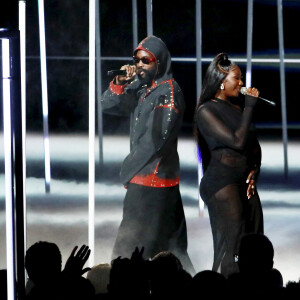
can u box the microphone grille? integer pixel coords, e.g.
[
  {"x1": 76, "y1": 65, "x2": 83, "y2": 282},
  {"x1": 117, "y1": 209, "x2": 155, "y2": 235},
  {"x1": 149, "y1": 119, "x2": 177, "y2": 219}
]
[{"x1": 240, "y1": 87, "x2": 247, "y2": 95}]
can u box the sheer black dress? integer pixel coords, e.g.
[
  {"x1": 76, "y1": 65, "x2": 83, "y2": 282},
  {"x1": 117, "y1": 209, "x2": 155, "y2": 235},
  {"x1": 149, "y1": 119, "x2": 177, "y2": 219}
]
[{"x1": 195, "y1": 96, "x2": 264, "y2": 277}]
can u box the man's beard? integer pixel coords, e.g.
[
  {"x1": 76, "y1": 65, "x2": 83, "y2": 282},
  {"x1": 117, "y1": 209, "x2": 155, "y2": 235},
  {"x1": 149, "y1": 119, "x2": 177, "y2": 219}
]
[{"x1": 137, "y1": 68, "x2": 156, "y2": 86}]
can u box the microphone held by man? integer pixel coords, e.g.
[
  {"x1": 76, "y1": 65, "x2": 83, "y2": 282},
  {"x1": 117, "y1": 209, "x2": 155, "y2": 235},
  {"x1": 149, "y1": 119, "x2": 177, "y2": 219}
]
[
  {"x1": 107, "y1": 64, "x2": 137, "y2": 85},
  {"x1": 107, "y1": 69, "x2": 127, "y2": 76}
]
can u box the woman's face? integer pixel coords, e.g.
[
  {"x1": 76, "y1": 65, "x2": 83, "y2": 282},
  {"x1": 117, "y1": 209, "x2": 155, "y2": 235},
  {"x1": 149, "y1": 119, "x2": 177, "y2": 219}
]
[{"x1": 222, "y1": 66, "x2": 243, "y2": 98}]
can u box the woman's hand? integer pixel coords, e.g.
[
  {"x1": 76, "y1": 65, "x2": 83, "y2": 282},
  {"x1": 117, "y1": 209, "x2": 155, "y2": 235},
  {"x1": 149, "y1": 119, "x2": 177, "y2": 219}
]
[
  {"x1": 246, "y1": 170, "x2": 256, "y2": 199},
  {"x1": 246, "y1": 87, "x2": 260, "y2": 98}
]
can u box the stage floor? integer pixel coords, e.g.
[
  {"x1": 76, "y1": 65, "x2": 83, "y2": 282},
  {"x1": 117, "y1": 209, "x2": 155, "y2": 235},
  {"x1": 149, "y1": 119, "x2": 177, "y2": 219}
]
[{"x1": 0, "y1": 133, "x2": 300, "y2": 285}]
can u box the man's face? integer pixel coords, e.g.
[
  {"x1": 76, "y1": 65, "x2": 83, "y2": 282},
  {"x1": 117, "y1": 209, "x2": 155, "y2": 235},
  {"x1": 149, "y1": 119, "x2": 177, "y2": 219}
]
[{"x1": 133, "y1": 50, "x2": 157, "y2": 85}]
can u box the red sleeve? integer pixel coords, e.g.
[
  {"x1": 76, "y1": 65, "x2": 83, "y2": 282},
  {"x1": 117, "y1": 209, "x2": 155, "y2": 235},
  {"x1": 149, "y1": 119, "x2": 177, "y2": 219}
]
[{"x1": 109, "y1": 80, "x2": 127, "y2": 95}]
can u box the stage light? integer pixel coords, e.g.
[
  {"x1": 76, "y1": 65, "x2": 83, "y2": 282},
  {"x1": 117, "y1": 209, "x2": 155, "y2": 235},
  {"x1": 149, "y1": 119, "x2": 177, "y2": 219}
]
[
  {"x1": 246, "y1": 0, "x2": 253, "y2": 89},
  {"x1": 196, "y1": 0, "x2": 204, "y2": 214},
  {"x1": 19, "y1": 0, "x2": 27, "y2": 255},
  {"x1": 88, "y1": 0, "x2": 96, "y2": 267},
  {"x1": 1, "y1": 35, "x2": 16, "y2": 300},
  {"x1": 246, "y1": 70, "x2": 252, "y2": 89},
  {"x1": 38, "y1": 0, "x2": 51, "y2": 192}
]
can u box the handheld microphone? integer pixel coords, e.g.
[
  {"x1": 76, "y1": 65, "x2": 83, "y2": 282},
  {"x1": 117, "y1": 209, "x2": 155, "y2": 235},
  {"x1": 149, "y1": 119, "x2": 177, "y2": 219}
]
[
  {"x1": 240, "y1": 87, "x2": 276, "y2": 106},
  {"x1": 107, "y1": 69, "x2": 127, "y2": 76}
]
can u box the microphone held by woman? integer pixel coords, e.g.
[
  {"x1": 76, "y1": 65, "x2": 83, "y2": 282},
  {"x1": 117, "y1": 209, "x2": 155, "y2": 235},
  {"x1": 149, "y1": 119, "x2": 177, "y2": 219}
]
[{"x1": 240, "y1": 87, "x2": 276, "y2": 106}]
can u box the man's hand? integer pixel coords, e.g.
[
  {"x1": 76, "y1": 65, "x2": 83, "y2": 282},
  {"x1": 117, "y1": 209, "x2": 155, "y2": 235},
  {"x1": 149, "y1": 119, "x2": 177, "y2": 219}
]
[
  {"x1": 116, "y1": 64, "x2": 136, "y2": 84},
  {"x1": 63, "y1": 245, "x2": 91, "y2": 277}
]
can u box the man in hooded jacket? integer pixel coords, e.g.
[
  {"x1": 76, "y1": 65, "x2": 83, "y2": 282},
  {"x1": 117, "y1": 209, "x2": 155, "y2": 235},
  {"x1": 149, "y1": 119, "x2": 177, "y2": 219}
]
[{"x1": 101, "y1": 35, "x2": 194, "y2": 274}]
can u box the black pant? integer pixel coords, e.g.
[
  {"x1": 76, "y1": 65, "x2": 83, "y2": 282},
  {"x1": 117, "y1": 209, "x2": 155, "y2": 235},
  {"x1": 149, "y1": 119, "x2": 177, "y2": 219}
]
[
  {"x1": 205, "y1": 183, "x2": 264, "y2": 278},
  {"x1": 112, "y1": 183, "x2": 195, "y2": 274}
]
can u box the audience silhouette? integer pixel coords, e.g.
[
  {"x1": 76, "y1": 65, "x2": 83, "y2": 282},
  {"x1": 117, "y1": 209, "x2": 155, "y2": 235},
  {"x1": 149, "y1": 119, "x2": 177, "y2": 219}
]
[
  {"x1": 107, "y1": 247, "x2": 151, "y2": 299},
  {"x1": 87, "y1": 263, "x2": 111, "y2": 296},
  {"x1": 228, "y1": 233, "x2": 286, "y2": 299},
  {"x1": 13, "y1": 233, "x2": 299, "y2": 299},
  {"x1": 0, "y1": 269, "x2": 7, "y2": 300},
  {"x1": 25, "y1": 241, "x2": 94, "y2": 300},
  {"x1": 149, "y1": 250, "x2": 186, "y2": 299},
  {"x1": 285, "y1": 278, "x2": 300, "y2": 298},
  {"x1": 189, "y1": 270, "x2": 229, "y2": 298}
]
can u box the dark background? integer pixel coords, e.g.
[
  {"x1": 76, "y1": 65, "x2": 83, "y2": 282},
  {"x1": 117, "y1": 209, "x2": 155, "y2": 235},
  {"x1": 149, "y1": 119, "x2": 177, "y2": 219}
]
[{"x1": 1, "y1": 0, "x2": 300, "y2": 137}]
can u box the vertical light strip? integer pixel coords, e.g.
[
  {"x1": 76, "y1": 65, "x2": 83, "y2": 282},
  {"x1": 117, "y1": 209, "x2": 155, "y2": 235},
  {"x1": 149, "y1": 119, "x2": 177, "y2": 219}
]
[
  {"x1": 146, "y1": 0, "x2": 153, "y2": 36},
  {"x1": 38, "y1": 0, "x2": 51, "y2": 192},
  {"x1": 196, "y1": 0, "x2": 204, "y2": 214},
  {"x1": 246, "y1": 0, "x2": 253, "y2": 88},
  {"x1": 129, "y1": 0, "x2": 138, "y2": 145},
  {"x1": 132, "y1": 0, "x2": 138, "y2": 49},
  {"x1": 96, "y1": 0, "x2": 103, "y2": 167},
  {"x1": 89, "y1": 0, "x2": 96, "y2": 267},
  {"x1": 195, "y1": 0, "x2": 202, "y2": 100},
  {"x1": 277, "y1": 0, "x2": 288, "y2": 178},
  {"x1": 19, "y1": 0, "x2": 27, "y2": 261},
  {"x1": 2, "y1": 38, "x2": 16, "y2": 300}
]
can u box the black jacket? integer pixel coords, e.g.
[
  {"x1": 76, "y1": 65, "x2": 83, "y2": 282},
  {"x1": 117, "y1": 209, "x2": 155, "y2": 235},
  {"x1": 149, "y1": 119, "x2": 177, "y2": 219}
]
[{"x1": 101, "y1": 36, "x2": 185, "y2": 187}]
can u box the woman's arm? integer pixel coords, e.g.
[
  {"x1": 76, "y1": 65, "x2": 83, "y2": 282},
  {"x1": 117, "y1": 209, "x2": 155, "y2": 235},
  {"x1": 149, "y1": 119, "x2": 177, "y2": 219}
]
[{"x1": 196, "y1": 95, "x2": 257, "y2": 150}]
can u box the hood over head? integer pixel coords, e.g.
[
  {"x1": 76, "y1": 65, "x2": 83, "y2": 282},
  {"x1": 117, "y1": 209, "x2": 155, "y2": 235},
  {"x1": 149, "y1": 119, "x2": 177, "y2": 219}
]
[{"x1": 133, "y1": 35, "x2": 173, "y2": 85}]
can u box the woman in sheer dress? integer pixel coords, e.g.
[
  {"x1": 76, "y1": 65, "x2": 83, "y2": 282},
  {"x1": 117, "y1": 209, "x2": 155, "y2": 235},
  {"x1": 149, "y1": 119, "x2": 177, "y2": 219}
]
[{"x1": 194, "y1": 53, "x2": 264, "y2": 278}]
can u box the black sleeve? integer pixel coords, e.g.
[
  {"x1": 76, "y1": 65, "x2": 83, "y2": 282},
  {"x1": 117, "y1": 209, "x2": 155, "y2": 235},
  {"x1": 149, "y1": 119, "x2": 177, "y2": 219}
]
[
  {"x1": 100, "y1": 80, "x2": 138, "y2": 116},
  {"x1": 197, "y1": 96, "x2": 257, "y2": 150}
]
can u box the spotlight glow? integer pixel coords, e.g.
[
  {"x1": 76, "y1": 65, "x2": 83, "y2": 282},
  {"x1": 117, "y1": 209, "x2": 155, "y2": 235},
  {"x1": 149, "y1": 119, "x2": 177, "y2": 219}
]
[
  {"x1": 197, "y1": 148, "x2": 205, "y2": 212},
  {"x1": 246, "y1": 70, "x2": 252, "y2": 88},
  {"x1": 19, "y1": 0, "x2": 27, "y2": 253},
  {"x1": 88, "y1": 0, "x2": 96, "y2": 267},
  {"x1": 38, "y1": 0, "x2": 51, "y2": 192},
  {"x1": 2, "y1": 38, "x2": 16, "y2": 300}
]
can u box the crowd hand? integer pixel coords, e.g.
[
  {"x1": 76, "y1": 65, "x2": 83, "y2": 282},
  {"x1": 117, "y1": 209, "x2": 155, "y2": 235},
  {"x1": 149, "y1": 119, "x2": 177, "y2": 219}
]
[
  {"x1": 63, "y1": 245, "x2": 91, "y2": 277},
  {"x1": 130, "y1": 247, "x2": 150, "y2": 280},
  {"x1": 130, "y1": 246, "x2": 150, "y2": 274},
  {"x1": 116, "y1": 64, "x2": 136, "y2": 84},
  {"x1": 131, "y1": 246, "x2": 145, "y2": 264},
  {"x1": 246, "y1": 170, "x2": 256, "y2": 199}
]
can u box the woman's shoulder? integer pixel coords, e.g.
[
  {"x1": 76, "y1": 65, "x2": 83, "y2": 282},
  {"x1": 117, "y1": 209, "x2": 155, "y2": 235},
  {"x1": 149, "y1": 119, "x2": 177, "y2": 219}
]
[
  {"x1": 195, "y1": 102, "x2": 221, "y2": 126},
  {"x1": 197, "y1": 100, "x2": 218, "y2": 115}
]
